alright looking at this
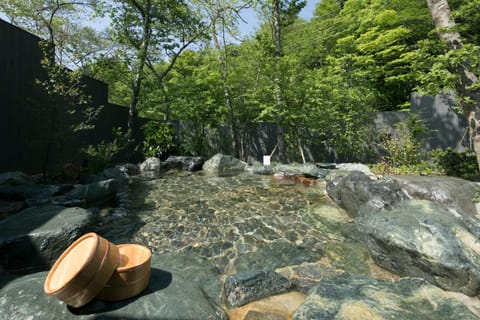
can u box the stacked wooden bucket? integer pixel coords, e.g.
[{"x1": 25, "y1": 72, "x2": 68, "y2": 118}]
[{"x1": 43, "y1": 232, "x2": 152, "y2": 308}]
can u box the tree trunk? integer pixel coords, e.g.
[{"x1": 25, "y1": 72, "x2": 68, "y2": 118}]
[
  {"x1": 128, "y1": 0, "x2": 152, "y2": 129},
  {"x1": 211, "y1": 20, "x2": 240, "y2": 158},
  {"x1": 426, "y1": 0, "x2": 480, "y2": 170},
  {"x1": 273, "y1": 0, "x2": 285, "y2": 161},
  {"x1": 128, "y1": 73, "x2": 142, "y2": 128}
]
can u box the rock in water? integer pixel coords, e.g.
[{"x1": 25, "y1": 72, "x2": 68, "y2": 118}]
[
  {"x1": 327, "y1": 171, "x2": 480, "y2": 219},
  {"x1": 293, "y1": 273, "x2": 479, "y2": 320},
  {"x1": 140, "y1": 157, "x2": 162, "y2": 173},
  {"x1": 326, "y1": 171, "x2": 407, "y2": 217},
  {"x1": 356, "y1": 199, "x2": 480, "y2": 296},
  {"x1": 391, "y1": 174, "x2": 480, "y2": 218},
  {"x1": 202, "y1": 153, "x2": 246, "y2": 175},
  {"x1": 164, "y1": 156, "x2": 204, "y2": 171},
  {"x1": 225, "y1": 270, "x2": 292, "y2": 307},
  {"x1": 150, "y1": 252, "x2": 224, "y2": 305},
  {"x1": 335, "y1": 163, "x2": 375, "y2": 177}
]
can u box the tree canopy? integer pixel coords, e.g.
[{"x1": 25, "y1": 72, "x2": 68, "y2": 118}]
[{"x1": 2, "y1": 0, "x2": 480, "y2": 163}]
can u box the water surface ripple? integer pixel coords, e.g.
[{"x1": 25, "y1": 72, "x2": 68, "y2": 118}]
[{"x1": 103, "y1": 171, "x2": 380, "y2": 277}]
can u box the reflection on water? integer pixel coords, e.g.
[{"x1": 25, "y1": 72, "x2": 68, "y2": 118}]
[{"x1": 103, "y1": 171, "x2": 389, "y2": 278}]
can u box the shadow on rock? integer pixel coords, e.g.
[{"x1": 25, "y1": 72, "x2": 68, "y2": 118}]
[
  {"x1": 0, "y1": 205, "x2": 92, "y2": 283},
  {"x1": 68, "y1": 268, "x2": 173, "y2": 316}
]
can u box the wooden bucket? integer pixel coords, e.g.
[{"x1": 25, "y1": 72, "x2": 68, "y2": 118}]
[
  {"x1": 97, "y1": 243, "x2": 152, "y2": 301},
  {"x1": 43, "y1": 232, "x2": 120, "y2": 308}
]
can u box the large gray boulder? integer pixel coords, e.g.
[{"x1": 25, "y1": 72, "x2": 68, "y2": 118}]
[
  {"x1": 13, "y1": 179, "x2": 120, "y2": 208},
  {"x1": 0, "y1": 183, "x2": 68, "y2": 206},
  {"x1": 326, "y1": 171, "x2": 480, "y2": 219},
  {"x1": 0, "y1": 171, "x2": 33, "y2": 185},
  {"x1": 391, "y1": 175, "x2": 480, "y2": 218},
  {"x1": 273, "y1": 163, "x2": 330, "y2": 179},
  {"x1": 326, "y1": 171, "x2": 407, "y2": 217},
  {"x1": 0, "y1": 205, "x2": 92, "y2": 274},
  {"x1": 0, "y1": 254, "x2": 227, "y2": 320},
  {"x1": 52, "y1": 179, "x2": 119, "y2": 207},
  {"x1": 202, "y1": 153, "x2": 246, "y2": 175},
  {"x1": 164, "y1": 156, "x2": 205, "y2": 171},
  {"x1": 293, "y1": 273, "x2": 478, "y2": 320},
  {"x1": 0, "y1": 193, "x2": 26, "y2": 218},
  {"x1": 92, "y1": 166, "x2": 130, "y2": 184},
  {"x1": 326, "y1": 172, "x2": 480, "y2": 296},
  {"x1": 140, "y1": 157, "x2": 162, "y2": 172},
  {"x1": 335, "y1": 163, "x2": 375, "y2": 177},
  {"x1": 356, "y1": 200, "x2": 480, "y2": 296}
]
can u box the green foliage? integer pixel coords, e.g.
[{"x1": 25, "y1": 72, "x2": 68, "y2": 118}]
[
  {"x1": 430, "y1": 148, "x2": 480, "y2": 179},
  {"x1": 385, "y1": 116, "x2": 425, "y2": 167},
  {"x1": 370, "y1": 116, "x2": 480, "y2": 178},
  {"x1": 0, "y1": 0, "x2": 104, "y2": 68},
  {"x1": 142, "y1": 121, "x2": 176, "y2": 159},
  {"x1": 412, "y1": 37, "x2": 480, "y2": 98},
  {"x1": 84, "y1": 56, "x2": 132, "y2": 106},
  {"x1": 82, "y1": 127, "x2": 134, "y2": 173},
  {"x1": 451, "y1": 0, "x2": 480, "y2": 45},
  {"x1": 5, "y1": 0, "x2": 480, "y2": 166},
  {"x1": 38, "y1": 40, "x2": 103, "y2": 131},
  {"x1": 370, "y1": 160, "x2": 439, "y2": 176},
  {"x1": 108, "y1": 0, "x2": 206, "y2": 120},
  {"x1": 372, "y1": 114, "x2": 430, "y2": 174},
  {"x1": 177, "y1": 125, "x2": 213, "y2": 158},
  {"x1": 384, "y1": 120, "x2": 422, "y2": 167},
  {"x1": 36, "y1": 40, "x2": 103, "y2": 173},
  {"x1": 473, "y1": 188, "x2": 480, "y2": 203}
]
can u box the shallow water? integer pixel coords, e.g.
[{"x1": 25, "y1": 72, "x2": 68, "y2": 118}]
[{"x1": 97, "y1": 171, "x2": 393, "y2": 278}]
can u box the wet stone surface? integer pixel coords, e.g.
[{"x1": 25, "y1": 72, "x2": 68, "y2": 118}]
[{"x1": 93, "y1": 171, "x2": 376, "y2": 277}]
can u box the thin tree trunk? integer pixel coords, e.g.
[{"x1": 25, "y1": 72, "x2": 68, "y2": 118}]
[
  {"x1": 298, "y1": 137, "x2": 306, "y2": 163},
  {"x1": 273, "y1": 0, "x2": 285, "y2": 161},
  {"x1": 426, "y1": 0, "x2": 480, "y2": 170},
  {"x1": 128, "y1": 0, "x2": 152, "y2": 129},
  {"x1": 160, "y1": 82, "x2": 170, "y2": 121},
  {"x1": 128, "y1": 74, "x2": 142, "y2": 128},
  {"x1": 211, "y1": 21, "x2": 240, "y2": 158}
]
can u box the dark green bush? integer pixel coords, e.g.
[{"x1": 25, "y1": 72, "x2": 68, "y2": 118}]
[
  {"x1": 431, "y1": 148, "x2": 480, "y2": 180},
  {"x1": 82, "y1": 127, "x2": 134, "y2": 173},
  {"x1": 142, "y1": 121, "x2": 176, "y2": 159}
]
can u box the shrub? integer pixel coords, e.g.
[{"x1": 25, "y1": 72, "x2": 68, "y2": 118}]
[
  {"x1": 371, "y1": 114, "x2": 431, "y2": 175},
  {"x1": 431, "y1": 148, "x2": 480, "y2": 179},
  {"x1": 82, "y1": 127, "x2": 134, "y2": 173},
  {"x1": 142, "y1": 121, "x2": 176, "y2": 159}
]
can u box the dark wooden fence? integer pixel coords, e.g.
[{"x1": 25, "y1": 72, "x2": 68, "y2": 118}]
[{"x1": 0, "y1": 19, "x2": 146, "y2": 174}]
